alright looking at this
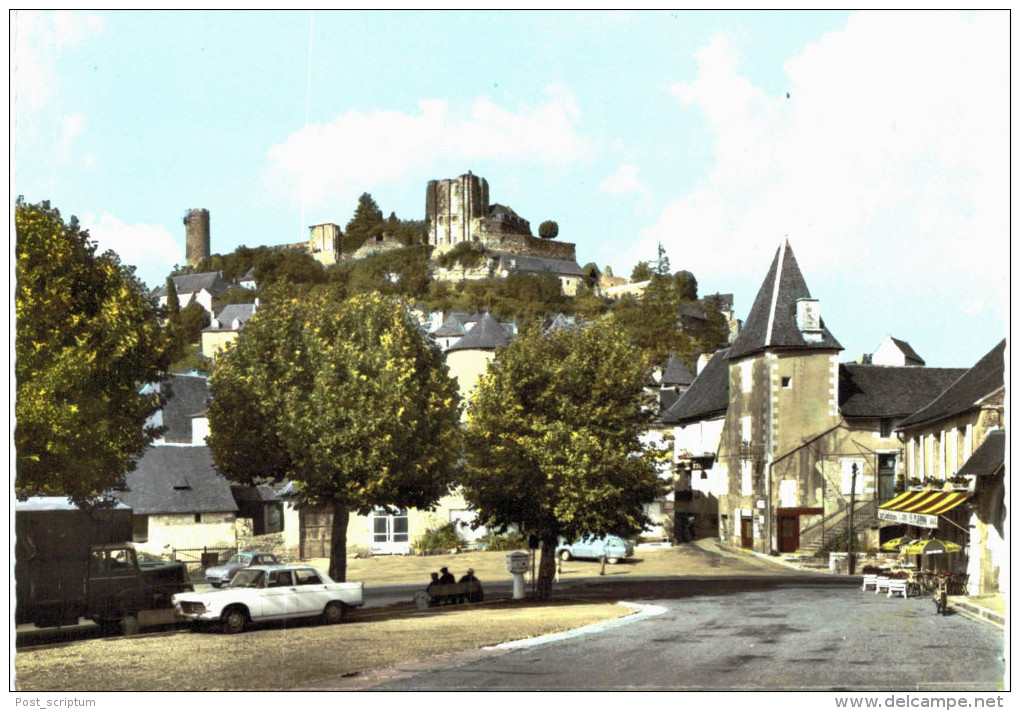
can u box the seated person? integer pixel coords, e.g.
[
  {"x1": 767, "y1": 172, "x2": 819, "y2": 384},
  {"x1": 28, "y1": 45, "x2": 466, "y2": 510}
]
[
  {"x1": 459, "y1": 568, "x2": 478, "y2": 583},
  {"x1": 438, "y1": 567, "x2": 455, "y2": 585},
  {"x1": 426, "y1": 572, "x2": 440, "y2": 593}
]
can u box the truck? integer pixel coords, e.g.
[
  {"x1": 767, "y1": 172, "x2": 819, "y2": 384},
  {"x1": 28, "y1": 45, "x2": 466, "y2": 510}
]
[{"x1": 15, "y1": 497, "x2": 194, "y2": 635}]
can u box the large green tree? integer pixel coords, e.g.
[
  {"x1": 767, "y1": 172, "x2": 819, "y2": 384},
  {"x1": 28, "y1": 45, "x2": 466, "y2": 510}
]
[
  {"x1": 342, "y1": 193, "x2": 385, "y2": 254},
  {"x1": 461, "y1": 316, "x2": 665, "y2": 599},
  {"x1": 15, "y1": 199, "x2": 174, "y2": 505},
  {"x1": 207, "y1": 287, "x2": 462, "y2": 581}
]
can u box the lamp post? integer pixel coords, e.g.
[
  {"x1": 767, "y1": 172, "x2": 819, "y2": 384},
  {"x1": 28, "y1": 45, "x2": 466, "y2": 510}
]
[{"x1": 847, "y1": 462, "x2": 858, "y2": 575}]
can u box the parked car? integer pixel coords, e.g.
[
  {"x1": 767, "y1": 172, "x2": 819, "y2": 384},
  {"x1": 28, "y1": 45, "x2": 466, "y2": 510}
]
[
  {"x1": 556, "y1": 535, "x2": 634, "y2": 564},
  {"x1": 204, "y1": 551, "x2": 280, "y2": 587},
  {"x1": 172, "y1": 565, "x2": 365, "y2": 633}
]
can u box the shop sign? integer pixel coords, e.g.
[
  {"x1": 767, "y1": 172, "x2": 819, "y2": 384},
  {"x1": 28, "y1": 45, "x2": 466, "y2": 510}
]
[{"x1": 877, "y1": 509, "x2": 937, "y2": 529}]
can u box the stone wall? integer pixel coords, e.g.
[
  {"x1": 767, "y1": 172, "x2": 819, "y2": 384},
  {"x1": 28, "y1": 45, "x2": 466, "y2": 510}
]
[{"x1": 489, "y1": 232, "x2": 576, "y2": 261}]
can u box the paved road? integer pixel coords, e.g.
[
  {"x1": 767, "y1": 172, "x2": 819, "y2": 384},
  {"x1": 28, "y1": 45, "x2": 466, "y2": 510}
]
[{"x1": 369, "y1": 581, "x2": 1005, "y2": 691}]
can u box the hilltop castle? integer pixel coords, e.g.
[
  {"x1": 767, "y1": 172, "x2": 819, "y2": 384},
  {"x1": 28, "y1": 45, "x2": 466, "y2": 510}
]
[{"x1": 181, "y1": 172, "x2": 587, "y2": 294}]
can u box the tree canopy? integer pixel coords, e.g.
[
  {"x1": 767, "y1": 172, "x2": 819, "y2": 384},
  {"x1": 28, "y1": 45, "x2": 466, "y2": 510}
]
[
  {"x1": 343, "y1": 193, "x2": 385, "y2": 254},
  {"x1": 538, "y1": 220, "x2": 559, "y2": 239},
  {"x1": 15, "y1": 199, "x2": 174, "y2": 505},
  {"x1": 207, "y1": 286, "x2": 462, "y2": 581},
  {"x1": 460, "y1": 316, "x2": 665, "y2": 599}
]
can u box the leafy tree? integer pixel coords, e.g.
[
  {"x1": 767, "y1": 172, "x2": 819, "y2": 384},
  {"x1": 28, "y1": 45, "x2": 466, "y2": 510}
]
[
  {"x1": 461, "y1": 316, "x2": 665, "y2": 599},
  {"x1": 653, "y1": 242, "x2": 671, "y2": 276},
  {"x1": 674, "y1": 270, "x2": 698, "y2": 302},
  {"x1": 538, "y1": 220, "x2": 559, "y2": 239},
  {"x1": 165, "y1": 276, "x2": 181, "y2": 318},
  {"x1": 178, "y1": 300, "x2": 211, "y2": 343},
  {"x1": 630, "y1": 262, "x2": 653, "y2": 282},
  {"x1": 217, "y1": 286, "x2": 258, "y2": 306},
  {"x1": 15, "y1": 199, "x2": 174, "y2": 505},
  {"x1": 207, "y1": 287, "x2": 462, "y2": 581},
  {"x1": 343, "y1": 193, "x2": 385, "y2": 254}
]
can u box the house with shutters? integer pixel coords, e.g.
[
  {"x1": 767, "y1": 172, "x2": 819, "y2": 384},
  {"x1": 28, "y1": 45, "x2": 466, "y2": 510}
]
[
  {"x1": 887, "y1": 339, "x2": 1006, "y2": 595},
  {"x1": 665, "y1": 240, "x2": 972, "y2": 556}
]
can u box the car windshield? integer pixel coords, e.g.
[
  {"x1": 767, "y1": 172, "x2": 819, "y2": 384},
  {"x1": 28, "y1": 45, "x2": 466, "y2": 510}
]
[
  {"x1": 227, "y1": 554, "x2": 252, "y2": 565},
  {"x1": 229, "y1": 569, "x2": 264, "y2": 588}
]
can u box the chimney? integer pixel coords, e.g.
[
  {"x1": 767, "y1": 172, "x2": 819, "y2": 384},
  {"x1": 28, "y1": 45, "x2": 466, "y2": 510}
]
[{"x1": 797, "y1": 298, "x2": 823, "y2": 342}]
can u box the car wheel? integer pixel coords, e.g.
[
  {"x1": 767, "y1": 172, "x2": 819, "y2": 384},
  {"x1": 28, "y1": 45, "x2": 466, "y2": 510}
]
[
  {"x1": 221, "y1": 606, "x2": 248, "y2": 634},
  {"x1": 606, "y1": 557, "x2": 620, "y2": 565},
  {"x1": 559, "y1": 550, "x2": 572, "y2": 561},
  {"x1": 322, "y1": 601, "x2": 346, "y2": 625},
  {"x1": 210, "y1": 582, "x2": 222, "y2": 588},
  {"x1": 120, "y1": 615, "x2": 140, "y2": 636}
]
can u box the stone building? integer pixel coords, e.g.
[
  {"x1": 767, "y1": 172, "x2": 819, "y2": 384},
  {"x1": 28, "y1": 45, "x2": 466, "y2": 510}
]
[
  {"x1": 425, "y1": 172, "x2": 584, "y2": 294},
  {"x1": 200, "y1": 302, "x2": 257, "y2": 359},
  {"x1": 892, "y1": 340, "x2": 1006, "y2": 595},
  {"x1": 668, "y1": 240, "x2": 971, "y2": 557}
]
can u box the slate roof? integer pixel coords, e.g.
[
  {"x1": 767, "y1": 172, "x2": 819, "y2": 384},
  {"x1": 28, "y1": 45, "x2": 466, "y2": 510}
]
[
  {"x1": 705, "y1": 293, "x2": 734, "y2": 311},
  {"x1": 154, "y1": 271, "x2": 233, "y2": 298},
  {"x1": 240, "y1": 267, "x2": 256, "y2": 282},
  {"x1": 889, "y1": 337, "x2": 925, "y2": 366},
  {"x1": 728, "y1": 241, "x2": 841, "y2": 360},
  {"x1": 116, "y1": 446, "x2": 237, "y2": 515},
  {"x1": 659, "y1": 389, "x2": 681, "y2": 413},
  {"x1": 661, "y1": 355, "x2": 696, "y2": 387},
  {"x1": 897, "y1": 339, "x2": 1006, "y2": 430},
  {"x1": 143, "y1": 374, "x2": 212, "y2": 443},
  {"x1": 837, "y1": 365, "x2": 969, "y2": 418},
  {"x1": 204, "y1": 303, "x2": 256, "y2": 332},
  {"x1": 231, "y1": 484, "x2": 281, "y2": 503},
  {"x1": 659, "y1": 349, "x2": 731, "y2": 424},
  {"x1": 446, "y1": 312, "x2": 511, "y2": 351},
  {"x1": 958, "y1": 430, "x2": 1005, "y2": 477},
  {"x1": 496, "y1": 253, "x2": 585, "y2": 277},
  {"x1": 432, "y1": 312, "x2": 484, "y2": 338}
]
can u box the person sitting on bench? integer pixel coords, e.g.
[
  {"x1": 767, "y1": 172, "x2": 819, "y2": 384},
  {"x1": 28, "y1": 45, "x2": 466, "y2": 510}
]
[{"x1": 438, "y1": 567, "x2": 455, "y2": 584}]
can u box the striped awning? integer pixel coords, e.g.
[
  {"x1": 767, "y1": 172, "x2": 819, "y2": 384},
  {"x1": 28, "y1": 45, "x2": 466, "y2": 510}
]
[{"x1": 878, "y1": 491, "x2": 969, "y2": 529}]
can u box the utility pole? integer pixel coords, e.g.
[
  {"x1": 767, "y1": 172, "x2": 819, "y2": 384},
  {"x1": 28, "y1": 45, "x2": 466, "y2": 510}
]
[{"x1": 847, "y1": 462, "x2": 858, "y2": 575}]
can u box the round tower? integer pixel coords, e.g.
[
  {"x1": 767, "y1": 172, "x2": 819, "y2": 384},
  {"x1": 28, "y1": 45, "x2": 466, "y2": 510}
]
[{"x1": 183, "y1": 208, "x2": 210, "y2": 268}]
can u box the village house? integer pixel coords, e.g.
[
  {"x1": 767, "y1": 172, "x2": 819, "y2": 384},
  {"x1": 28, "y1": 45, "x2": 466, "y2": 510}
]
[
  {"x1": 662, "y1": 240, "x2": 975, "y2": 558},
  {"x1": 154, "y1": 271, "x2": 235, "y2": 318},
  {"x1": 117, "y1": 374, "x2": 239, "y2": 557},
  {"x1": 888, "y1": 339, "x2": 1006, "y2": 596},
  {"x1": 200, "y1": 302, "x2": 257, "y2": 359}
]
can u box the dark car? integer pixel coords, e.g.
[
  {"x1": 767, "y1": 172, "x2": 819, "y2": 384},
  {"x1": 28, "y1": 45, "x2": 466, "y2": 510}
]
[{"x1": 204, "y1": 551, "x2": 280, "y2": 587}]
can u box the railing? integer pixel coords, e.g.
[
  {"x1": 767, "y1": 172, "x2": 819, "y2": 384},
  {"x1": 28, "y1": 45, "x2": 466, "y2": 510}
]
[{"x1": 799, "y1": 499, "x2": 878, "y2": 552}]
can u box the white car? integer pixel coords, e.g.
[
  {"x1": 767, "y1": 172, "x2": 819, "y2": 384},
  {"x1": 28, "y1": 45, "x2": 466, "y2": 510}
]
[{"x1": 172, "y1": 564, "x2": 364, "y2": 633}]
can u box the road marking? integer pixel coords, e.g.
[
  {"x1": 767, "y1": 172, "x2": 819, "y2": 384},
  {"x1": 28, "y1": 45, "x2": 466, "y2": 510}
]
[{"x1": 486, "y1": 601, "x2": 667, "y2": 651}]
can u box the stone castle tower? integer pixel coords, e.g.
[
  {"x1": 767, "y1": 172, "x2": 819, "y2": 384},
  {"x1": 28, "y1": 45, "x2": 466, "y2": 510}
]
[
  {"x1": 425, "y1": 172, "x2": 490, "y2": 249},
  {"x1": 183, "y1": 208, "x2": 211, "y2": 268}
]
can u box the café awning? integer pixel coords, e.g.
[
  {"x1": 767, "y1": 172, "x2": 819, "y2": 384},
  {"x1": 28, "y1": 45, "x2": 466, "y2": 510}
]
[{"x1": 877, "y1": 490, "x2": 969, "y2": 529}]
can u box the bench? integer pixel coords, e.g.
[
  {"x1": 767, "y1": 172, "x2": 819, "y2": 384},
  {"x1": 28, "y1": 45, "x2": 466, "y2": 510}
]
[
  {"x1": 413, "y1": 581, "x2": 484, "y2": 610},
  {"x1": 887, "y1": 579, "x2": 910, "y2": 599},
  {"x1": 862, "y1": 574, "x2": 878, "y2": 592}
]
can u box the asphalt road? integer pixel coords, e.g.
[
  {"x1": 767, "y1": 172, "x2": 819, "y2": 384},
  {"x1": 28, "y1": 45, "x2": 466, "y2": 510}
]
[{"x1": 368, "y1": 581, "x2": 1006, "y2": 691}]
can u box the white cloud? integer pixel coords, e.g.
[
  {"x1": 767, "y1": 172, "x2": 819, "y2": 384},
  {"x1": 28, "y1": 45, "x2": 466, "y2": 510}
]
[
  {"x1": 266, "y1": 86, "x2": 588, "y2": 208},
  {"x1": 82, "y1": 213, "x2": 181, "y2": 289},
  {"x1": 12, "y1": 11, "x2": 105, "y2": 110},
  {"x1": 642, "y1": 11, "x2": 1007, "y2": 304},
  {"x1": 600, "y1": 164, "x2": 651, "y2": 213},
  {"x1": 58, "y1": 114, "x2": 86, "y2": 154}
]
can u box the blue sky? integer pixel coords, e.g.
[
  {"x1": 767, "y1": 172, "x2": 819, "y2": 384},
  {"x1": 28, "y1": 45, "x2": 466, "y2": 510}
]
[{"x1": 12, "y1": 10, "x2": 1008, "y2": 369}]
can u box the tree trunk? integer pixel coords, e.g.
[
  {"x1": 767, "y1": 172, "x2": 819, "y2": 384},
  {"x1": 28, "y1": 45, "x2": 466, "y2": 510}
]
[
  {"x1": 328, "y1": 504, "x2": 350, "y2": 582},
  {"x1": 535, "y1": 536, "x2": 558, "y2": 601}
]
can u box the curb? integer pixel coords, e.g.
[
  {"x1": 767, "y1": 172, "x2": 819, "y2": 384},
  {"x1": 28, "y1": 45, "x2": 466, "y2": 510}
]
[{"x1": 947, "y1": 598, "x2": 1005, "y2": 630}]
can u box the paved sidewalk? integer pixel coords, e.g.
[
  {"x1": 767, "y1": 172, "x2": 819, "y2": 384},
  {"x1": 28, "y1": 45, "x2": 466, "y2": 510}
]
[{"x1": 948, "y1": 594, "x2": 1005, "y2": 629}]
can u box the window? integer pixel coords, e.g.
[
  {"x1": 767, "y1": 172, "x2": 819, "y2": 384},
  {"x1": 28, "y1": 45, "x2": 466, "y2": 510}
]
[
  {"x1": 372, "y1": 508, "x2": 409, "y2": 544},
  {"x1": 194, "y1": 513, "x2": 202, "y2": 523},
  {"x1": 740, "y1": 361, "x2": 753, "y2": 393},
  {"x1": 781, "y1": 376, "x2": 792, "y2": 389},
  {"x1": 295, "y1": 569, "x2": 323, "y2": 586},
  {"x1": 268, "y1": 570, "x2": 293, "y2": 588},
  {"x1": 880, "y1": 419, "x2": 894, "y2": 438}
]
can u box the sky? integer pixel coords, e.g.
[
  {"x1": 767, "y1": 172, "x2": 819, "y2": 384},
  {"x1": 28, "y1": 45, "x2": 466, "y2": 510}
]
[{"x1": 11, "y1": 10, "x2": 1009, "y2": 369}]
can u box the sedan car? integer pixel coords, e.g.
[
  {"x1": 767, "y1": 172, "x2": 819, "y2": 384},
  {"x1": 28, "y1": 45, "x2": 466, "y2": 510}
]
[
  {"x1": 172, "y1": 564, "x2": 364, "y2": 633},
  {"x1": 556, "y1": 535, "x2": 634, "y2": 564},
  {"x1": 204, "y1": 551, "x2": 280, "y2": 587}
]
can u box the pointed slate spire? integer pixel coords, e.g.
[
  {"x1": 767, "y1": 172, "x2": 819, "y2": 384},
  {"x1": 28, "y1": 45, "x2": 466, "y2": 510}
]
[
  {"x1": 728, "y1": 240, "x2": 841, "y2": 360},
  {"x1": 446, "y1": 312, "x2": 510, "y2": 351}
]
